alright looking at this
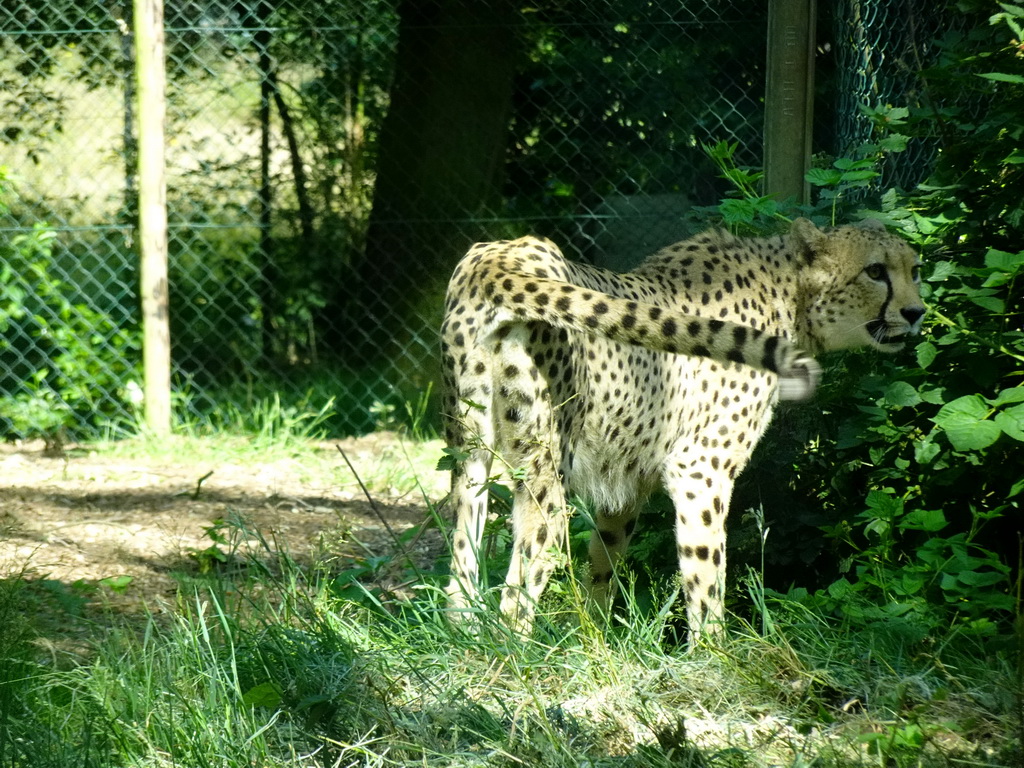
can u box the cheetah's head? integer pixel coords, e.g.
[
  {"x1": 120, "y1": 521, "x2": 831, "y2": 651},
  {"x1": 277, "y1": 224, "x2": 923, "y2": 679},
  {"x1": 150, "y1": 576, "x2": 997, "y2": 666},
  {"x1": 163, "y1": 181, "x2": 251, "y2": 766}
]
[{"x1": 791, "y1": 217, "x2": 925, "y2": 354}]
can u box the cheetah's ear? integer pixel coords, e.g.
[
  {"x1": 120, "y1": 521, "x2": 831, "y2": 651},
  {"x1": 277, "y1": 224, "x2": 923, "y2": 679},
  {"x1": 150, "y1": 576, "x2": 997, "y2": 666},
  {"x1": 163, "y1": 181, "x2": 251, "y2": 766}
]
[{"x1": 789, "y1": 217, "x2": 825, "y2": 265}]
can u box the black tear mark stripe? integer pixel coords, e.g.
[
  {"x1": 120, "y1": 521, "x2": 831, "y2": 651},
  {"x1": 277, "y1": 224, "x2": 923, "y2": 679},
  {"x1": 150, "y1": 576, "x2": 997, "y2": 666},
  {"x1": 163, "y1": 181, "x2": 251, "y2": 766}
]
[
  {"x1": 857, "y1": 266, "x2": 894, "y2": 332},
  {"x1": 879, "y1": 269, "x2": 894, "y2": 325}
]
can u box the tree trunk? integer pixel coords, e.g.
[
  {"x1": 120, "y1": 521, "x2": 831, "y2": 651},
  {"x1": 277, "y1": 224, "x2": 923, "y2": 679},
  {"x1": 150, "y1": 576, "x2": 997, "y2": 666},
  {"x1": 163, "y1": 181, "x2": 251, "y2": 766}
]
[
  {"x1": 252, "y1": 0, "x2": 275, "y2": 360},
  {"x1": 270, "y1": 72, "x2": 316, "y2": 247},
  {"x1": 329, "y1": 0, "x2": 522, "y2": 364}
]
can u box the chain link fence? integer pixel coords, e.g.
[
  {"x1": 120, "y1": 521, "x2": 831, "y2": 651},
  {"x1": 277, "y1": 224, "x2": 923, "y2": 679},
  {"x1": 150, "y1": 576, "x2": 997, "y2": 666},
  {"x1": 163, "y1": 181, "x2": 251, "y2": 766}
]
[
  {"x1": 827, "y1": 0, "x2": 965, "y2": 192},
  {"x1": 0, "y1": 0, "x2": 947, "y2": 441}
]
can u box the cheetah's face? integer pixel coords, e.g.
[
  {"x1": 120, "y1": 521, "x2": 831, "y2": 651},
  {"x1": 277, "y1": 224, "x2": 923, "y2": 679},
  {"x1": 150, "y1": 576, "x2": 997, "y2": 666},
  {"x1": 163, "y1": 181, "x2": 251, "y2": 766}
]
[{"x1": 803, "y1": 222, "x2": 925, "y2": 354}]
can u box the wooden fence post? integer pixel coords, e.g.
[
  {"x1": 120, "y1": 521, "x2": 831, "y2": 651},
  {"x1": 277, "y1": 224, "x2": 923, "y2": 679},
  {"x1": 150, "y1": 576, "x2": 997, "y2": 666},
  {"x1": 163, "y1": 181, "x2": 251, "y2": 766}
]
[
  {"x1": 765, "y1": 0, "x2": 816, "y2": 205},
  {"x1": 134, "y1": 0, "x2": 171, "y2": 435}
]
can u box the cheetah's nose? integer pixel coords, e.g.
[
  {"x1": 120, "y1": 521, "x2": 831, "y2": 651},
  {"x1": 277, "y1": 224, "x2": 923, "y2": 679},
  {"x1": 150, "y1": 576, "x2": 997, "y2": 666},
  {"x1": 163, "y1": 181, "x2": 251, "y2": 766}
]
[{"x1": 901, "y1": 306, "x2": 925, "y2": 326}]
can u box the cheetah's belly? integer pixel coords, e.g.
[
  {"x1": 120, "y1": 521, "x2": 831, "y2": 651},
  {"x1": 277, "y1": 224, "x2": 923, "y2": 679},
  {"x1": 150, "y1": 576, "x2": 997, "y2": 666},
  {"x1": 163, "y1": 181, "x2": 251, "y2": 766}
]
[
  {"x1": 561, "y1": 344, "x2": 692, "y2": 512},
  {"x1": 565, "y1": 436, "x2": 660, "y2": 513},
  {"x1": 559, "y1": 344, "x2": 776, "y2": 513}
]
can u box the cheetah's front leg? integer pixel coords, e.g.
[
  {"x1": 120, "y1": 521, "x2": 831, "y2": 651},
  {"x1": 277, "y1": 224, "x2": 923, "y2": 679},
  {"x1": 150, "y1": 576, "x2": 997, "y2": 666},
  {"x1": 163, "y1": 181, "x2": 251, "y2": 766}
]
[{"x1": 665, "y1": 458, "x2": 731, "y2": 640}]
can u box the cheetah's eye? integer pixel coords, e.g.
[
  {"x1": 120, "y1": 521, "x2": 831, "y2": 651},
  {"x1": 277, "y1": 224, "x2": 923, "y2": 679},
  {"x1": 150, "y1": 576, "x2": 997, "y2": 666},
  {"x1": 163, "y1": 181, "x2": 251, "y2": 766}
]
[{"x1": 865, "y1": 263, "x2": 886, "y2": 281}]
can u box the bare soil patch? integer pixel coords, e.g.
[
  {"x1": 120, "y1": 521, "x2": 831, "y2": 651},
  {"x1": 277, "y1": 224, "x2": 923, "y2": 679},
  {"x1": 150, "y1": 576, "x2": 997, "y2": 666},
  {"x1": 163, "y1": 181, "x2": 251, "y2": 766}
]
[{"x1": 0, "y1": 433, "x2": 447, "y2": 639}]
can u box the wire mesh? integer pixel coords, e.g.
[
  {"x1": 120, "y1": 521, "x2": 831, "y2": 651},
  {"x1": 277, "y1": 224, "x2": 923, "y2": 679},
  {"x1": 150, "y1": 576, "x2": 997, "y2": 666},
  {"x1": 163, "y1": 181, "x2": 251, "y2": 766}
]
[
  {"x1": 827, "y1": 0, "x2": 971, "y2": 192},
  {"x1": 0, "y1": 0, "x2": 946, "y2": 441}
]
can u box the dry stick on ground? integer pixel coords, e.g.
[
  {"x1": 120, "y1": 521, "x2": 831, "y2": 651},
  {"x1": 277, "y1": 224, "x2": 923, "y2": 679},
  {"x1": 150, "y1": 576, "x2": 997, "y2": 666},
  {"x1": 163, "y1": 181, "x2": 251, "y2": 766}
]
[
  {"x1": 332, "y1": 446, "x2": 450, "y2": 696},
  {"x1": 335, "y1": 444, "x2": 422, "y2": 582},
  {"x1": 192, "y1": 471, "x2": 214, "y2": 500}
]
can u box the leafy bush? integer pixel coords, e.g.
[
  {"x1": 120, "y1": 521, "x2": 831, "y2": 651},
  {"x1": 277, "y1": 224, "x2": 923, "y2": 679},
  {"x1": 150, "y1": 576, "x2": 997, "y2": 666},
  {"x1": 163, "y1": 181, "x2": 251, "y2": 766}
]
[{"x1": 0, "y1": 168, "x2": 140, "y2": 443}]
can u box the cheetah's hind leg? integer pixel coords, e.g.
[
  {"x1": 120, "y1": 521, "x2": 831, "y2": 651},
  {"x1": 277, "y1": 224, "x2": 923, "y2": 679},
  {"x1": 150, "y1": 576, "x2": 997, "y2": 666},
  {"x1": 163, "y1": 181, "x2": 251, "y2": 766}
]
[
  {"x1": 496, "y1": 443, "x2": 570, "y2": 635},
  {"x1": 491, "y1": 324, "x2": 572, "y2": 635},
  {"x1": 444, "y1": 443, "x2": 494, "y2": 620},
  {"x1": 442, "y1": 365, "x2": 497, "y2": 621}
]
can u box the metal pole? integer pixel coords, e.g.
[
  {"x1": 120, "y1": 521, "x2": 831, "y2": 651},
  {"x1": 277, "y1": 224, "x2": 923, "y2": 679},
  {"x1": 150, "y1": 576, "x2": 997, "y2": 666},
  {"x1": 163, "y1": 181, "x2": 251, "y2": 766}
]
[{"x1": 765, "y1": 0, "x2": 816, "y2": 205}]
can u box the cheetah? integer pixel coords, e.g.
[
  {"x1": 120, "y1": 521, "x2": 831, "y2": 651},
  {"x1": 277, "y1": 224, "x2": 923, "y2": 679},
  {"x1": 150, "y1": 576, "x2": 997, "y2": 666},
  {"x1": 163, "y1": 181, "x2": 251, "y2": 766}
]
[{"x1": 440, "y1": 217, "x2": 924, "y2": 637}]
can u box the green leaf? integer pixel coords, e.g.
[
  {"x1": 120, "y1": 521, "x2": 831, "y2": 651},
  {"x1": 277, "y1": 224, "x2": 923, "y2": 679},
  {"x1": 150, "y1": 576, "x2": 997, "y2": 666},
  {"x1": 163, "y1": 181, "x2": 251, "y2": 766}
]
[
  {"x1": 838, "y1": 169, "x2": 880, "y2": 183},
  {"x1": 914, "y1": 435, "x2": 941, "y2": 464},
  {"x1": 886, "y1": 106, "x2": 910, "y2": 122},
  {"x1": 968, "y1": 295, "x2": 1005, "y2": 313},
  {"x1": 899, "y1": 508, "x2": 948, "y2": 532},
  {"x1": 705, "y1": 139, "x2": 737, "y2": 162},
  {"x1": 805, "y1": 168, "x2": 843, "y2": 187},
  {"x1": 994, "y1": 404, "x2": 1024, "y2": 441},
  {"x1": 827, "y1": 578, "x2": 854, "y2": 599},
  {"x1": 990, "y1": 387, "x2": 1024, "y2": 406},
  {"x1": 898, "y1": 573, "x2": 926, "y2": 595},
  {"x1": 928, "y1": 261, "x2": 956, "y2": 281},
  {"x1": 955, "y1": 570, "x2": 1007, "y2": 587},
  {"x1": 984, "y1": 248, "x2": 1024, "y2": 273},
  {"x1": 242, "y1": 682, "x2": 282, "y2": 708},
  {"x1": 984, "y1": 271, "x2": 1015, "y2": 288},
  {"x1": 884, "y1": 381, "x2": 922, "y2": 408},
  {"x1": 911, "y1": 211, "x2": 946, "y2": 234},
  {"x1": 940, "y1": 572, "x2": 959, "y2": 592},
  {"x1": 98, "y1": 575, "x2": 133, "y2": 593},
  {"x1": 436, "y1": 446, "x2": 469, "y2": 471},
  {"x1": 865, "y1": 489, "x2": 903, "y2": 519},
  {"x1": 550, "y1": 180, "x2": 574, "y2": 197},
  {"x1": 879, "y1": 133, "x2": 909, "y2": 152},
  {"x1": 915, "y1": 341, "x2": 938, "y2": 369},
  {"x1": 833, "y1": 157, "x2": 872, "y2": 170},
  {"x1": 978, "y1": 72, "x2": 1024, "y2": 84},
  {"x1": 933, "y1": 395, "x2": 1001, "y2": 451},
  {"x1": 719, "y1": 198, "x2": 758, "y2": 225}
]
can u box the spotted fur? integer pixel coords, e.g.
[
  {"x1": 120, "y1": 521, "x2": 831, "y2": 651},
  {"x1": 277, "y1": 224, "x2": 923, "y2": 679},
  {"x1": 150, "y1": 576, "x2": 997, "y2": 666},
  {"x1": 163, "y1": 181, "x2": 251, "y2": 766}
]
[{"x1": 441, "y1": 217, "x2": 924, "y2": 637}]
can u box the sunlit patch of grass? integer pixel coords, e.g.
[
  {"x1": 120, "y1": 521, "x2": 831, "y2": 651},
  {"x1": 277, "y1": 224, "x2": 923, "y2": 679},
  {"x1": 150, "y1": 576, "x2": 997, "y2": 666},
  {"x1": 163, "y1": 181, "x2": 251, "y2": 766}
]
[
  {"x1": 112, "y1": 374, "x2": 449, "y2": 499},
  {"x1": 91, "y1": 412, "x2": 446, "y2": 503}
]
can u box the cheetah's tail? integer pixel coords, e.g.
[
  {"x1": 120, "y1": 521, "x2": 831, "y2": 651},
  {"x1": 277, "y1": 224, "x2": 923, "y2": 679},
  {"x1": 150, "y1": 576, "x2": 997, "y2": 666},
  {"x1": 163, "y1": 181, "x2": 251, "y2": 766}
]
[{"x1": 493, "y1": 272, "x2": 820, "y2": 401}]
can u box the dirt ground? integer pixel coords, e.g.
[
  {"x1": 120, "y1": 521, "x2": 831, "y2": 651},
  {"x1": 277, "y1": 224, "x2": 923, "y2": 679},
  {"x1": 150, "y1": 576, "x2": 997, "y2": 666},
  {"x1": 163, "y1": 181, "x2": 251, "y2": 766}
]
[{"x1": 0, "y1": 433, "x2": 448, "y2": 639}]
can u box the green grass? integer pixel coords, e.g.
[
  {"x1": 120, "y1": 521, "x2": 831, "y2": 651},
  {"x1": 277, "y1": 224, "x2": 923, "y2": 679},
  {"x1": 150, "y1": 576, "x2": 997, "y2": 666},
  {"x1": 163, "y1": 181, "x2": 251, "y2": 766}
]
[
  {"x1": 170, "y1": 369, "x2": 441, "y2": 443},
  {"x1": 0, "y1": 414, "x2": 1018, "y2": 768},
  {"x1": 1, "y1": 506, "x2": 1018, "y2": 768}
]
